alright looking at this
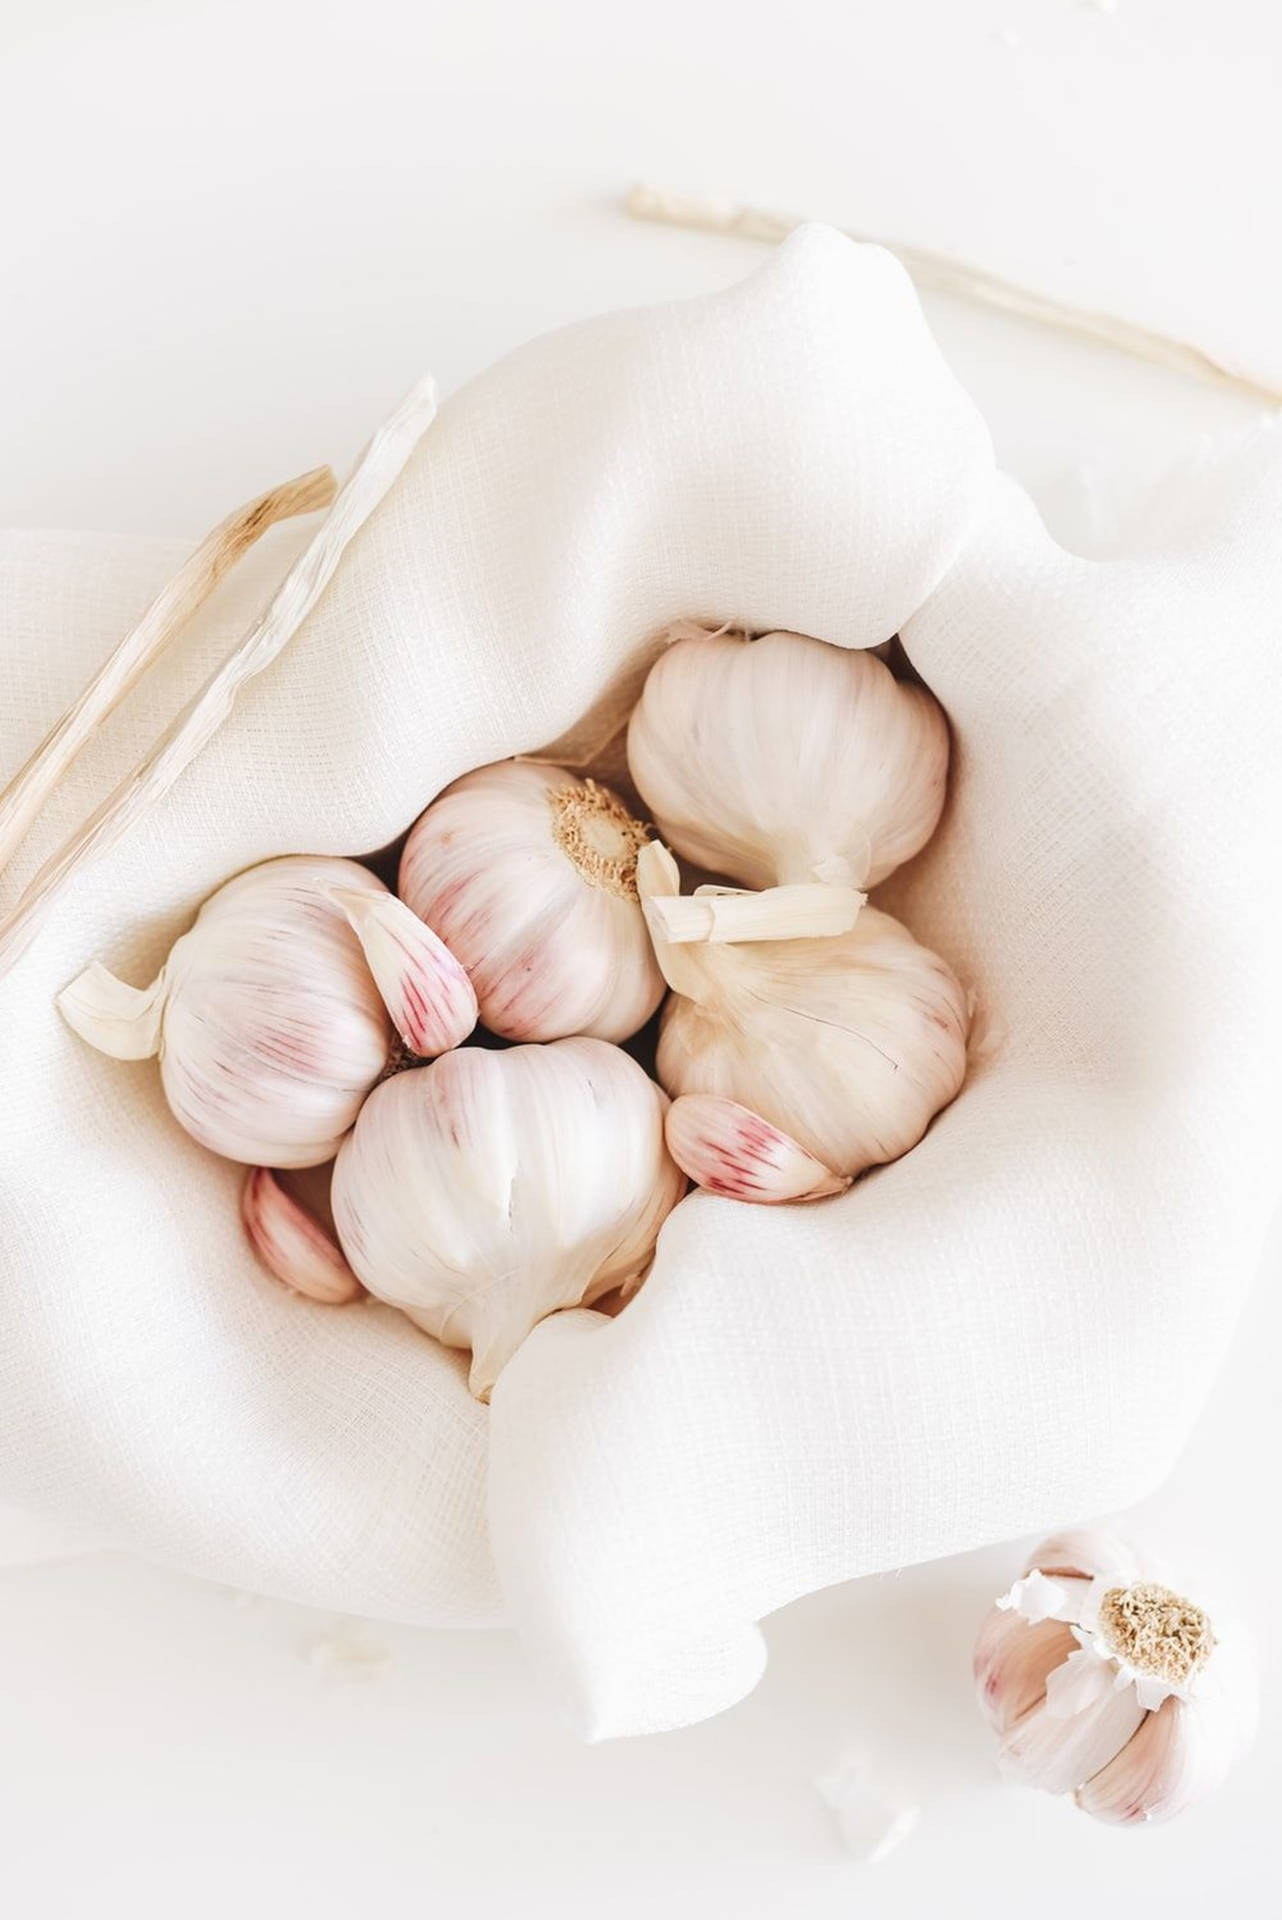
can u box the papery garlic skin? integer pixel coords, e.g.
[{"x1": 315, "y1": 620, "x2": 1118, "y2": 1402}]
[
  {"x1": 331, "y1": 1036, "x2": 687, "y2": 1399},
  {"x1": 58, "y1": 856, "x2": 469, "y2": 1168},
  {"x1": 974, "y1": 1528, "x2": 1258, "y2": 1826},
  {"x1": 641, "y1": 844, "x2": 968, "y2": 1187},
  {"x1": 627, "y1": 628, "x2": 949, "y2": 892},
  {"x1": 399, "y1": 761, "x2": 665, "y2": 1043}
]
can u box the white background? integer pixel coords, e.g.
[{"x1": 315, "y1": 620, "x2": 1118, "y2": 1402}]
[{"x1": 1, "y1": 1, "x2": 1279, "y2": 1913}]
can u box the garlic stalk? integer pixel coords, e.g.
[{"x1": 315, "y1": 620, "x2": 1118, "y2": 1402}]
[
  {"x1": 627, "y1": 628, "x2": 949, "y2": 920},
  {"x1": 975, "y1": 1530, "x2": 1258, "y2": 1825},
  {"x1": 640, "y1": 842, "x2": 968, "y2": 1197},
  {"x1": 398, "y1": 760, "x2": 666, "y2": 1043},
  {"x1": 330, "y1": 1036, "x2": 687, "y2": 1399},
  {"x1": 58, "y1": 856, "x2": 476, "y2": 1167}
]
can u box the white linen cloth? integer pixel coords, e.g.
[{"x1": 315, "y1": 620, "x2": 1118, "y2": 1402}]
[{"x1": 1, "y1": 227, "x2": 1278, "y2": 1736}]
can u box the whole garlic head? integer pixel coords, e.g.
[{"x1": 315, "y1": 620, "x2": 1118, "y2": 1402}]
[
  {"x1": 331, "y1": 1036, "x2": 687, "y2": 1399},
  {"x1": 640, "y1": 843, "x2": 969, "y2": 1196},
  {"x1": 975, "y1": 1529, "x2": 1258, "y2": 1825},
  {"x1": 398, "y1": 760, "x2": 666, "y2": 1044},
  {"x1": 58, "y1": 855, "x2": 476, "y2": 1167},
  {"x1": 627, "y1": 627, "x2": 949, "y2": 892}
]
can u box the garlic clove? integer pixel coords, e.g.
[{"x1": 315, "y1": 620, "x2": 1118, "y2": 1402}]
[
  {"x1": 666, "y1": 1094, "x2": 850, "y2": 1203},
  {"x1": 973, "y1": 1606, "x2": 1080, "y2": 1735},
  {"x1": 648, "y1": 881, "x2": 865, "y2": 945},
  {"x1": 1000, "y1": 1648, "x2": 1146, "y2": 1795},
  {"x1": 1076, "y1": 1637, "x2": 1258, "y2": 1826},
  {"x1": 242, "y1": 1166, "x2": 363, "y2": 1305},
  {"x1": 1074, "y1": 1697, "x2": 1193, "y2": 1826},
  {"x1": 325, "y1": 884, "x2": 477, "y2": 1057}
]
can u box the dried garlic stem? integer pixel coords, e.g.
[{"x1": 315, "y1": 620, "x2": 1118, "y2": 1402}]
[
  {"x1": 626, "y1": 183, "x2": 1282, "y2": 408},
  {"x1": 0, "y1": 465, "x2": 337, "y2": 879},
  {"x1": 652, "y1": 881, "x2": 864, "y2": 945},
  {"x1": 0, "y1": 376, "x2": 438, "y2": 980}
]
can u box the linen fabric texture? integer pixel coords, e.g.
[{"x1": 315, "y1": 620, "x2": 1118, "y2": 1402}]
[{"x1": 1, "y1": 227, "x2": 1278, "y2": 1736}]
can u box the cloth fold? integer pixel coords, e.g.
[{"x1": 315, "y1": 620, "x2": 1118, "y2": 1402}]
[{"x1": 2, "y1": 228, "x2": 1278, "y2": 1735}]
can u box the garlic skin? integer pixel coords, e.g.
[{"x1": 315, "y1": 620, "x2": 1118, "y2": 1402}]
[
  {"x1": 975, "y1": 1529, "x2": 1258, "y2": 1825},
  {"x1": 640, "y1": 843, "x2": 968, "y2": 1193},
  {"x1": 331, "y1": 1036, "x2": 687, "y2": 1399},
  {"x1": 398, "y1": 761, "x2": 665, "y2": 1043},
  {"x1": 627, "y1": 628, "x2": 949, "y2": 893},
  {"x1": 58, "y1": 856, "x2": 476, "y2": 1168}
]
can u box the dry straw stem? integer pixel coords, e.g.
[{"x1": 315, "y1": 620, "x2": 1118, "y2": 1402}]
[
  {"x1": 627, "y1": 183, "x2": 1282, "y2": 409},
  {"x1": 0, "y1": 377, "x2": 438, "y2": 980},
  {"x1": 0, "y1": 465, "x2": 338, "y2": 878}
]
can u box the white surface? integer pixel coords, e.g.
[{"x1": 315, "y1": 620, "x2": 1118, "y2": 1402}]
[{"x1": 1, "y1": 0, "x2": 1279, "y2": 1912}]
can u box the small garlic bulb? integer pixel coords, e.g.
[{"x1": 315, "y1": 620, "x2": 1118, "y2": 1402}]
[
  {"x1": 627, "y1": 627, "x2": 949, "y2": 894},
  {"x1": 58, "y1": 855, "x2": 476, "y2": 1167},
  {"x1": 975, "y1": 1530, "x2": 1258, "y2": 1825},
  {"x1": 639, "y1": 843, "x2": 968, "y2": 1199},
  {"x1": 330, "y1": 1036, "x2": 686, "y2": 1398},
  {"x1": 398, "y1": 760, "x2": 665, "y2": 1043}
]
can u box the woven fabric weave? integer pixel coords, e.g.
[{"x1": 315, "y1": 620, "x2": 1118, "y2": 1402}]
[{"x1": 2, "y1": 228, "x2": 1277, "y2": 1735}]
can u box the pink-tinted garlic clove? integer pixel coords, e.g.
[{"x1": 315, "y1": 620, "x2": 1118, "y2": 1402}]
[
  {"x1": 974, "y1": 1608, "x2": 1079, "y2": 1735},
  {"x1": 242, "y1": 1166, "x2": 363, "y2": 1305},
  {"x1": 1000, "y1": 1652, "x2": 1146, "y2": 1796},
  {"x1": 1076, "y1": 1697, "x2": 1194, "y2": 1825},
  {"x1": 665, "y1": 1094, "x2": 850, "y2": 1203},
  {"x1": 328, "y1": 885, "x2": 477, "y2": 1058}
]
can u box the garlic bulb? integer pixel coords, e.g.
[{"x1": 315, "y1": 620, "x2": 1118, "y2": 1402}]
[
  {"x1": 58, "y1": 855, "x2": 477, "y2": 1167},
  {"x1": 639, "y1": 843, "x2": 968, "y2": 1198},
  {"x1": 398, "y1": 760, "x2": 665, "y2": 1043},
  {"x1": 330, "y1": 1036, "x2": 686, "y2": 1398},
  {"x1": 975, "y1": 1529, "x2": 1258, "y2": 1825},
  {"x1": 627, "y1": 627, "x2": 950, "y2": 895}
]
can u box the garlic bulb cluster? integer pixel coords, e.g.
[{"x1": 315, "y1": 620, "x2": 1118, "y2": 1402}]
[
  {"x1": 58, "y1": 856, "x2": 476, "y2": 1166},
  {"x1": 399, "y1": 760, "x2": 665, "y2": 1043},
  {"x1": 975, "y1": 1529, "x2": 1258, "y2": 1825},
  {"x1": 330, "y1": 1037, "x2": 686, "y2": 1398},
  {"x1": 639, "y1": 842, "x2": 968, "y2": 1200},
  {"x1": 58, "y1": 611, "x2": 971, "y2": 1388},
  {"x1": 627, "y1": 627, "x2": 949, "y2": 896}
]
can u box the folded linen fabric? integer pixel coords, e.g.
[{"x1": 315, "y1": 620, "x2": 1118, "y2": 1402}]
[{"x1": 1, "y1": 227, "x2": 1277, "y2": 1736}]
